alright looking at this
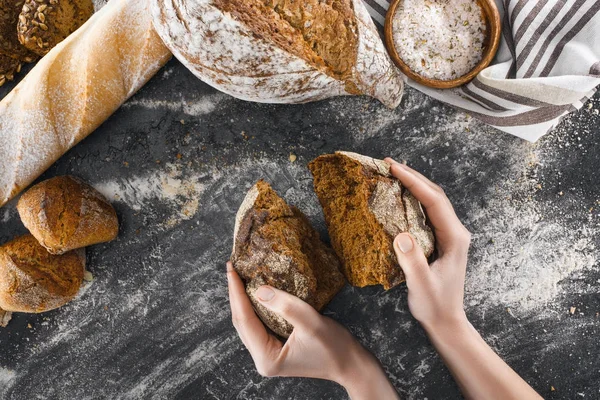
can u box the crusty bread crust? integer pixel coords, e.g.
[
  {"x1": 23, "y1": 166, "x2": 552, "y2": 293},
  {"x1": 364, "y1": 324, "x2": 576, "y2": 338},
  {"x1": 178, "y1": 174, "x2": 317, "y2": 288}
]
[
  {"x1": 151, "y1": 0, "x2": 403, "y2": 107},
  {"x1": 309, "y1": 151, "x2": 435, "y2": 289},
  {"x1": 231, "y1": 180, "x2": 345, "y2": 337},
  {"x1": 17, "y1": 176, "x2": 118, "y2": 255},
  {"x1": 0, "y1": 234, "x2": 85, "y2": 313}
]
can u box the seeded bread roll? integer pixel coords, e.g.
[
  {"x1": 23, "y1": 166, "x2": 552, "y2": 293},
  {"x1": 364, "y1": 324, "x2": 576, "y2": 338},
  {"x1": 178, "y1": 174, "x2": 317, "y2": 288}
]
[
  {"x1": 0, "y1": 234, "x2": 85, "y2": 313},
  {"x1": 309, "y1": 151, "x2": 435, "y2": 289},
  {"x1": 18, "y1": 0, "x2": 94, "y2": 57},
  {"x1": 0, "y1": 0, "x2": 38, "y2": 63},
  {"x1": 0, "y1": 0, "x2": 172, "y2": 208},
  {"x1": 17, "y1": 176, "x2": 118, "y2": 255},
  {"x1": 0, "y1": 54, "x2": 22, "y2": 86},
  {"x1": 151, "y1": 0, "x2": 404, "y2": 107},
  {"x1": 231, "y1": 180, "x2": 345, "y2": 338}
]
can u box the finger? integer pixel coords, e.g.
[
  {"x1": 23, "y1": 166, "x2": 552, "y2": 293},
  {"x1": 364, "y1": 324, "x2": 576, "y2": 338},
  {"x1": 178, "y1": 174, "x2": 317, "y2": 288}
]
[
  {"x1": 388, "y1": 163, "x2": 462, "y2": 235},
  {"x1": 252, "y1": 285, "x2": 321, "y2": 331},
  {"x1": 393, "y1": 233, "x2": 431, "y2": 287},
  {"x1": 227, "y1": 262, "x2": 282, "y2": 359},
  {"x1": 385, "y1": 158, "x2": 441, "y2": 192}
]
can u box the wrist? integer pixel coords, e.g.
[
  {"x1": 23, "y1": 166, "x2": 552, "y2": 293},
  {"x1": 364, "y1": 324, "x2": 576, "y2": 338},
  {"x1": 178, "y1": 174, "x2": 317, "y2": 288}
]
[
  {"x1": 336, "y1": 345, "x2": 399, "y2": 400},
  {"x1": 421, "y1": 311, "x2": 470, "y2": 339}
]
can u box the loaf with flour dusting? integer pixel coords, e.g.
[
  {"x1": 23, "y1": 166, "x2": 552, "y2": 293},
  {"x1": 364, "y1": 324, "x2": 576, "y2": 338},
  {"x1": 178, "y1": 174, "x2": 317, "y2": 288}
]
[
  {"x1": 231, "y1": 180, "x2": 345, "y2": 338},
  {"x1": 0, "y1": 234, "x2": 85, "y2": 314},
  {"x1": 151, "y1": 0, "x2": 404, "y2": 107},
  {"x1": 0, "y1": 0, "x2": 172, "y2": 208},
  {"x1": 17, "y1": 176, "x2": 118, "y2": 255},
  {"x1": 309, "y1": 151, "x2": 435, "y2": 289}
]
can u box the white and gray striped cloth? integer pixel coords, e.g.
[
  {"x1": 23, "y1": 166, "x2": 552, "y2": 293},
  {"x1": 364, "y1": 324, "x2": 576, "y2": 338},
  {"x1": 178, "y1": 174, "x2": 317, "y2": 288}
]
[{"x1": 365, "y1": 0, "x2": 600, "y2": 141}]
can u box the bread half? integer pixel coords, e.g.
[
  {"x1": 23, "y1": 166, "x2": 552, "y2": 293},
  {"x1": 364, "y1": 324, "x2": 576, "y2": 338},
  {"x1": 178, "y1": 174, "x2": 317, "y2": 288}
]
[
  {"x1": 151, "y1": 0, "x2": 404, "y2": 107},
  {"x1": 231, "y1": 180, "x2": 345, "y2": 337},
  {"x1": 309, "y1": 151, "x2": 435, "y2": 289}
]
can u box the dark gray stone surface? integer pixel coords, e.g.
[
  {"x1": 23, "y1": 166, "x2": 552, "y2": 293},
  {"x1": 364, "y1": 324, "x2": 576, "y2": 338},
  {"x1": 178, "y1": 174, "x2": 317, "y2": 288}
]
[{"x1": 0, "y1": 58, "x2": 599, "y2": 400}]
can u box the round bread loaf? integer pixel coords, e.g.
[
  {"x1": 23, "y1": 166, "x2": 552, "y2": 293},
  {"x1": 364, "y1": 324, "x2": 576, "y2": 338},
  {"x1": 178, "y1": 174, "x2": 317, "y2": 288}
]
[
  {"x1": 17, "y1": 175, "x2": 118, "y2": 255},
  {"x1": 17, "y1": 0, "x2": 94, "y2": 56},
  {"x1": 309, "y1": 151, "x2": 435, "y2": 290},
  {"x1": 0, "y1": 234, "x2": 85, "y2": 313},
  {"x1": 0, "y1": 0, "x2": 38, "y2": 63},
  {"x1": 150, "y1": 0, "x2": 404, "y2": 107}
]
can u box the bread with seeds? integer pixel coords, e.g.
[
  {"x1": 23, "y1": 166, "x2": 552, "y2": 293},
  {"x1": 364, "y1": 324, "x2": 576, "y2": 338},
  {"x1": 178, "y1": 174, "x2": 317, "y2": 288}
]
[
  {"x1": 0, "y1": 0, "x2": 172, "y2": 208},
  {"x1": 0, "y1": 234, "x2": 85, "y2": 314},
  {"x1": 18, "y1": 0, "x2": 94, "y2": 56},
  {"x1": 17, "y1": 175, "x2": 119, "y2": 255},
  {"x1": 0, "y1": 0, "x2": 38, "y2": 63},
  {"x1": 151, "y1": 0, "x2": 404, "y2": 107},
  {"x1": 0, "y1": 53, "x2": 21, "y2": 87}
]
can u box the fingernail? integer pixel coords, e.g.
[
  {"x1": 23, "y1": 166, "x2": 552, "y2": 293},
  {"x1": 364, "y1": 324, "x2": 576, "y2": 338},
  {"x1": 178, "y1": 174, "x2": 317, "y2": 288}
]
[
  {"x1": 395, "y1": 234, "x2": 414, "y2": 253},
  {"x1": 226, "y1": 262, "x2": 233, "y2": 272},
  {"x1": 255, "y1": 286, "x2": 275, "y2": 302}
]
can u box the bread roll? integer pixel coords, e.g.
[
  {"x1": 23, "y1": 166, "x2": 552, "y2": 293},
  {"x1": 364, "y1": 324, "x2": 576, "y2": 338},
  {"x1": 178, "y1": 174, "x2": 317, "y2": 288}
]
[
  {"x1": 0, "y1": 0, "x2": 172, "y2": 208},
  {"x1": 17, "y1": 0, "x2": 95, "y2": 57},
  {"x1": 231, "y1": 180, "x2": 345, "y2": 337},
  {"x1": 17, "y1": 175, "x2": 118, "y2": 255},
  {"x1": 0, "y1": 234, "x2": 85, "y2": 313},
  {"x1": 151, "y1": 0, "x2": 404, "y2": 107},
  {"x1": 309, "y1": 151, "x2": 435, "y2": 289}
]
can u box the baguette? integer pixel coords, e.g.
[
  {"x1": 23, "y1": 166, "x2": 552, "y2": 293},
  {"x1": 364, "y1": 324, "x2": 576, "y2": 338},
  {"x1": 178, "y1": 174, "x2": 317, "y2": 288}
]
[{"x1": 0, "y1": 0, "x2": 172, "y2": 208}]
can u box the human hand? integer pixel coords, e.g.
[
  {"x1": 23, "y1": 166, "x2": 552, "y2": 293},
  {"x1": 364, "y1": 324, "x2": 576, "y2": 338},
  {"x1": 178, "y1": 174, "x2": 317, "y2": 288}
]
[
  {"x1": 226, "y1": 262, "x2": 399, "y2": 399},
  {"x1": 384, "y1": 159, "x2": 471, "y2": 333},
  {"x1": 384, "y1": 160, "x2": 542, "y2": 400}
]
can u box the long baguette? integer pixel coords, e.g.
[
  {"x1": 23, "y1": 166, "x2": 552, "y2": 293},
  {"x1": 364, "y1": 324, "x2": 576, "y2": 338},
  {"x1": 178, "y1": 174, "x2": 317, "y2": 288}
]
[{"x1": 0, "y1": 0, "x2": 172, "y2": 208}]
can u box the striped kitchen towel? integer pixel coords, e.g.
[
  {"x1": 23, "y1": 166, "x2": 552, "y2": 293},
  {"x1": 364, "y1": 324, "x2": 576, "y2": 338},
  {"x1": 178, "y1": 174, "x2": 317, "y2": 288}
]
[{"x1": 366, "y1": 0, "x2": 600, "y2": 142}]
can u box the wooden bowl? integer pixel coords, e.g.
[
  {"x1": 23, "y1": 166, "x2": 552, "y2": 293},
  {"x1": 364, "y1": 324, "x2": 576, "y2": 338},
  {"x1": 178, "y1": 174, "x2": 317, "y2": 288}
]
[{"x1": 384, "y1": 0, "x2": 501, "y2": 89}]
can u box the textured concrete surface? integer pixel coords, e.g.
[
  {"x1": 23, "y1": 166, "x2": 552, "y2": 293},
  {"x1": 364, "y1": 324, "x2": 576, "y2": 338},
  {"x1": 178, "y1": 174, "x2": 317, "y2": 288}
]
[{"x1": 0, "y1": 58, "x2": 599, "y2": 400}]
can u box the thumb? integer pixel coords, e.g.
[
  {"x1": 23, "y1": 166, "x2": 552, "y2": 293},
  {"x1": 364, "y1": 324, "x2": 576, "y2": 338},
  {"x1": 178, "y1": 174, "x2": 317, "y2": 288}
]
[
  {"x1": 253, "y1": 286, "x2": 321, "y2": 330},
  {"x1": 393, "y1": 233, "x2": 431, "y2": 283}
]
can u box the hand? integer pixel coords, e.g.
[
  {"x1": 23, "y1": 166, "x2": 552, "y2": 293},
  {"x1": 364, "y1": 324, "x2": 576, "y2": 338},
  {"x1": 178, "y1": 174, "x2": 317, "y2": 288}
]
[
  {"x1": 384, "y1": 158, "x2": 471, "y2": 332},
  {"x1": 385, "y1": 159, "x2": 542, "y2": 400},
  {"x1": 226, "y1": 262, "x2": 399, "y2": 400}
]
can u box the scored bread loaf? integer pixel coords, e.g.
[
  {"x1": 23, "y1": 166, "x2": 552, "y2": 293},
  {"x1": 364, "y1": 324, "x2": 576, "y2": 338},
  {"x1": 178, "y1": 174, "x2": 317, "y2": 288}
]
[
  {"x1": 309, "y1": 151, "x2": 435, "y2": 289},
  {"x1": 151, "y1": 0, "x2": 404, "y2": 107},
  {"x1": 0, "y1": 234, "x2": 85, "y2": 313},
  {"x1": 17, "y1": 176, "x2": 118, "y2": 255},
  {"x1": 0, "y1": 0, "x2": 172, "y2": 208},
  {"x1": 231, "y1": 180, "x2": 345, "y2": 338}
]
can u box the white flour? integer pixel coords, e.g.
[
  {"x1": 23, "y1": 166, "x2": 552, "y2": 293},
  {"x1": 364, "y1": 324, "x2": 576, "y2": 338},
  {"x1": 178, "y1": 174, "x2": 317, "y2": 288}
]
[
  {"x1": 95, "y1": 163, "x2": 207, "y2": 228},
  {"x1": 122, "y1": 93, "x2": 228, "y2": 117},
  {"x1": 0, "y1": 368, "x2": 16, "y2": 396}
]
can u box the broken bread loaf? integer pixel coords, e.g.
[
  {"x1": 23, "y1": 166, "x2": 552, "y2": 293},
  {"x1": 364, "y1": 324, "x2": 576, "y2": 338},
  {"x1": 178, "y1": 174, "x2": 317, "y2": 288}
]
[
  {"x1": 309, "y1": 152, "x2": 435, "y2": 290},
  {"x1": 150, "y1": 0, "x2": 404, "y2": 107},
  {"x1": 17, "y1": 176, "x2": 119, "y2": 255},
  {"x1": 0, "y1": 234, "x2": 85, "y2": 314},
  {"x1": 231, "y1": 180, "x2": 345, "y2": 337}
]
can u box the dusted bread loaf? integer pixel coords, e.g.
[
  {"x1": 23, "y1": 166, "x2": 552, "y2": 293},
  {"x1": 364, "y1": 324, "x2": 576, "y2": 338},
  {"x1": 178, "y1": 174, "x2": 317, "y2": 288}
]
[
  {"x1": 0, "y1": 0, "x2": 172, "y2": 208},
  {"x1": 0, "y1": 234, "x2": 85, "y2": 313},
  {"x1": 309, "y1": 152, "x2": 435, "y2": 289},
  {"x1": 151, "y1": 0, "x2": 404, "y2": 107},
  {"x1": 17, "y1": 176, "x2": 118, "y2": 255},
  {"x1": 231, "y1": 180, "x2": 345, "y2": 337}
]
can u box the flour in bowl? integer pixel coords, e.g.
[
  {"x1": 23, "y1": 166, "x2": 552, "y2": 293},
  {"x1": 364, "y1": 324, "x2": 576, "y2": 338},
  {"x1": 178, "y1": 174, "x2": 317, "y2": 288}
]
[{"x1": 392, "y1": 0, "x2": 486, "y2": 81}]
